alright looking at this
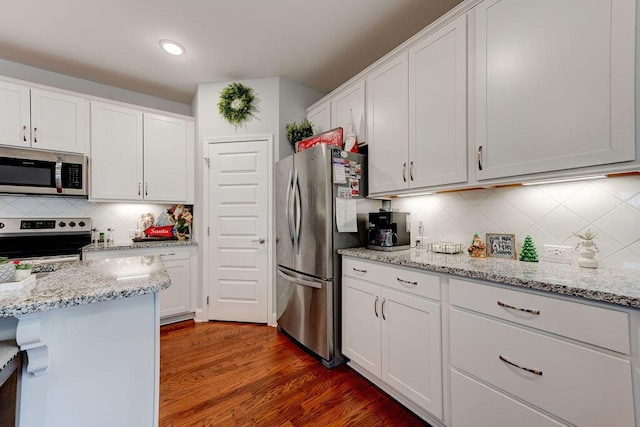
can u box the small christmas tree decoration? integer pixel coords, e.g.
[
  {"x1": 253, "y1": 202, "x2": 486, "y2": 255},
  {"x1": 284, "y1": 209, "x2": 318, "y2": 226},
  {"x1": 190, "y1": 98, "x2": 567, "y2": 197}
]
[
  {"x1": 468, "y1": 233, "x2": 487, "y2": 258},
  {"x1": 519, "y1": 235, "x2": 539, "y2": 262}
]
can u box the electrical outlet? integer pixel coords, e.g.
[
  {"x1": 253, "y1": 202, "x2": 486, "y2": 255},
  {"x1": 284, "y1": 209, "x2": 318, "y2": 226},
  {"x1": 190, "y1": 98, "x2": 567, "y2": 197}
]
[{"x1": 542, "y1": 244, "x2": 573, "y2": 264}]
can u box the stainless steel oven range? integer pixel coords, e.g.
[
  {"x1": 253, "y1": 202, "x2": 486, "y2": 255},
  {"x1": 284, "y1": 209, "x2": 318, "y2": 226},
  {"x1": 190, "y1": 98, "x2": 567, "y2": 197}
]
[{"x1": 0, "y1": 217, "x2": 92, "y2": 266}]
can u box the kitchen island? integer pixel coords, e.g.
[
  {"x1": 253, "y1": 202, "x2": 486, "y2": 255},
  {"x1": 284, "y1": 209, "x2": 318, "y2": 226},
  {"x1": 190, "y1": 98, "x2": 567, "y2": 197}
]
[{"x1": 0, "y1": 256, "x2": 170, "y2": 427}]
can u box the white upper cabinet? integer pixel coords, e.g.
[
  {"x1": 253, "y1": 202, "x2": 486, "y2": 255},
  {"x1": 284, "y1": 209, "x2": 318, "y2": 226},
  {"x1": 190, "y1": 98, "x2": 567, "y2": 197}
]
[
  {"x1": 90, "y1": 101, "x2": 143, "y2": 200},
  {"x1": 90, "y1": 101, "x2": 194, "y2": 203},
  {"x1": 409, "y1": 14, "x2": 468, "y2": 188},
  {"x1": 367, "y1": 52, "x2": 409, "y2": 195},
  {"x1": 0, "y1": 81, "x2": 87, "y2": 154},
  {"x1": 0, "y1": 81, "x2": 30, "y2": 148},
  {"x1": 30, "y1": 88, "x2": 88, "y2": 153},
  {"x1": 306, "y1": 100, "x2": 331, "y2": 135},
  {"x1": 474, "y1": 0, "x2": 636, "y2": 180},
  {"x1": 143, "y1": 113, "x2": 191, "y2": 202},
  {"x1": 331, "y1": 79, "x2": 366, "y2": 146}
]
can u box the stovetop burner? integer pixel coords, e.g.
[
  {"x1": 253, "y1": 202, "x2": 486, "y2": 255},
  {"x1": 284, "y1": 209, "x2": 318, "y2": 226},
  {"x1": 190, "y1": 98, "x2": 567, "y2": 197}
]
[{"x1": 0, "y1": 217, "x2": 92, "y2": 260}]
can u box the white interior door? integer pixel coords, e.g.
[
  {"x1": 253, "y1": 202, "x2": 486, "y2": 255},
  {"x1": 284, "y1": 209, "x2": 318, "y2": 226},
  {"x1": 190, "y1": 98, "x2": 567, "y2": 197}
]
[{"x1": 207, "y1": 139, "x2": 270, "y2": 323}]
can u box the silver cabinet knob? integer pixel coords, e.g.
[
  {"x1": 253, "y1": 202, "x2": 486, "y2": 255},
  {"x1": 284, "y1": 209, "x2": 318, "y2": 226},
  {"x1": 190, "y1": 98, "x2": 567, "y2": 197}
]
[{"x1": 251, "y1": 238, "x2": 266, "y2": 244}]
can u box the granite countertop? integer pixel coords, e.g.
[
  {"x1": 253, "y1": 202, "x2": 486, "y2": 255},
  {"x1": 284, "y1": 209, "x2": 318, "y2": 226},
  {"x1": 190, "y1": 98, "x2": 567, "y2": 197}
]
[
  {"x1": 339, "y1": 247, "x2": 640, "y2": 309},
  {"x1": 82, "y1": 240, "x2": 198, "y2": 253},
  {"x1": 0, "y1": 256, "x2": 170, "y2": 317}
]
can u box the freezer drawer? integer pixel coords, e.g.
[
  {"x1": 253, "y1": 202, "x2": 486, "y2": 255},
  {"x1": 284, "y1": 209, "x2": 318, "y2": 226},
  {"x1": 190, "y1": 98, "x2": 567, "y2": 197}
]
[{"x1": 276, "y1": 267, "x2": 335, "y2": 363}]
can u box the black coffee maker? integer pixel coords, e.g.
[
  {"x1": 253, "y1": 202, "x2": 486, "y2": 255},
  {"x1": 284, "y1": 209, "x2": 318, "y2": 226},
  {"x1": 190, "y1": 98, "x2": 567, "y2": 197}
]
[{"x1": 367, "y1": 210, "x2": 410, "y2": 251}]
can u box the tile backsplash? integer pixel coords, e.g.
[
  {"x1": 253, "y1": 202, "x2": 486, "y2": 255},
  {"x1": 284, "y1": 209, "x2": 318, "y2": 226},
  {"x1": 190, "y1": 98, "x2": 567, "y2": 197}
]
[
  {"x1": 391, "y1": 175, "x2": 640, "y2": 270},
  {"x1": 0, "y1": 196, "x2": 173, "y2": 243}
]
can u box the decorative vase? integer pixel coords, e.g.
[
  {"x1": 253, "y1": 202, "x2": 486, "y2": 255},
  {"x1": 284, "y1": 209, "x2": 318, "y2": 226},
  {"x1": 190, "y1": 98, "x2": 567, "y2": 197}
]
[
  {"x1": 576, "y1": 240, "x2": 598, "y2": 269},
  {"x1": 0, "y1": 263, "x2": 16, "y2": 283}
]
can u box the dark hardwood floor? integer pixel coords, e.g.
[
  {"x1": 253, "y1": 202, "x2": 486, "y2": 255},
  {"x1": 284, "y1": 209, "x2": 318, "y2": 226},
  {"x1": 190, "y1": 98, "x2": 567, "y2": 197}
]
[{"x1": 160, "y1": 321, "x2": 429, "y2": 426}]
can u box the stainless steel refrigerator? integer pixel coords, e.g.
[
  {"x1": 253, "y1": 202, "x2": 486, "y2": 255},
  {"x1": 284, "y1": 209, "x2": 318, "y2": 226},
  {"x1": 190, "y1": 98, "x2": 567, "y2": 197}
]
[{"x1": 276, "y1": 144, "x2": 367, "y2": 368}]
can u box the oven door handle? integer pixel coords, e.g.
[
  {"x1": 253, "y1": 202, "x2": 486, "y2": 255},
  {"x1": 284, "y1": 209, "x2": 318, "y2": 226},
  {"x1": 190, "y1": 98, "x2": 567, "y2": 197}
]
[{"x1": 55, "y1": 157, "x2": 63, "y2": 194}]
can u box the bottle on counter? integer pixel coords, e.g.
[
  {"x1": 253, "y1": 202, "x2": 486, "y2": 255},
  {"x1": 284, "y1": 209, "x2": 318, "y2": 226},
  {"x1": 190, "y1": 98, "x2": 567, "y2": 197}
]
[
  {"x1": 92, "y1": 228, "x2": 100, "y2": 244},
  {"x1": 107, "y1": 227, "x2": 114, "y2": 244}
]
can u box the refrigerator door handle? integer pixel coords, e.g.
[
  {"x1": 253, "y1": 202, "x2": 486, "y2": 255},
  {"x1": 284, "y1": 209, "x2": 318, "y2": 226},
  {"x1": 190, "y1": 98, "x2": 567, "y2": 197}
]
[
  {"x1": 295, "y1": 172, "x2": 302, "y2": 244},
  {"x1": 286, "y1": 170, "x2": 294, "y2": 243},
  {"x1": 277, "y1": 268, "x2": 324, "y2": 289}
]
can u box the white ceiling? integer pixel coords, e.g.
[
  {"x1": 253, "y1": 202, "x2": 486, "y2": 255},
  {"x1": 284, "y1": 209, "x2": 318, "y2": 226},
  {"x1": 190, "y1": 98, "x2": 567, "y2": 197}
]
[{"x1": 0, "y1": 0, "x2": 462, "y2": 105}]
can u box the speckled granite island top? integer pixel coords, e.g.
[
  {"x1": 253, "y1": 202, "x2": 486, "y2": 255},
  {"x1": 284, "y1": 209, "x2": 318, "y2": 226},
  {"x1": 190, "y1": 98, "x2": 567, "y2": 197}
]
[
  {"x1": 0, "y1": 256, "x2": 170, "y2": 317},
  {"x1": 339, "y1": 248, "x2": 640, "y2": 309},
  {"x1": 82, "y1": 240, "x2": 197, "y2": 252}
]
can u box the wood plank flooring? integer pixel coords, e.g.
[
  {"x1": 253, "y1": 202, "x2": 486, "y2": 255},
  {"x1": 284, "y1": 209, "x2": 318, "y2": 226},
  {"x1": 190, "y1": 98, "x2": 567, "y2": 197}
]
[{"x1": 160, "y1": 321, "x2": 429, "y2": 426}]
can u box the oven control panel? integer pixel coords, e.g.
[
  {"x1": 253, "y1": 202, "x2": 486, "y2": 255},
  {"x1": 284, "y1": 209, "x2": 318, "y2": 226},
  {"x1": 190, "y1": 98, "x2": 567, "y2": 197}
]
[{"x1": 0, "y1": 218, "x2": 92, "y2": 234}]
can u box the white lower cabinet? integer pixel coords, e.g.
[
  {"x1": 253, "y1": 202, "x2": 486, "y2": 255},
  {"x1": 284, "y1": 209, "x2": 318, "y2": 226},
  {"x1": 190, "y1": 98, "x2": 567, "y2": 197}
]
[
  {"x1": 450, "y1": 279, "x2": 635, "y2": 427},
  {"x1": 451, "y1": 370, "x2": 565, "y2": 427},
  {"x1": 83, "y1": 245, "x2": 196, "y2": 324},
  {"x1": 342, "y1": 258, "x2": 443, "y2": 420}
]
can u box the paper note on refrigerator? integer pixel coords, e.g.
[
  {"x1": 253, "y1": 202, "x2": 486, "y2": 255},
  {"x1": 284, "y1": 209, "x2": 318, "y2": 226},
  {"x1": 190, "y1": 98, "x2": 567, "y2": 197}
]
[{"x1": 336, "y1": 198, "x2": 357, "y2": 233}]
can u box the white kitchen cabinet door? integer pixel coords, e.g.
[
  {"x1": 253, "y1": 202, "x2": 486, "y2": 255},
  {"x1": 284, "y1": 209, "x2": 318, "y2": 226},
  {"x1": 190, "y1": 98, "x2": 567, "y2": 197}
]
[
  {"x1": 342, "y1": 277, "x2": 382, "y2": 378},
  {"x1": 143, "y1": 113, "x2": 189, "y2": 202},
  {"x1": 83, "y1": 247, "x2": 195, "y2": 323},
  {"x1": 30, "y1": 88, "x2": 88, "y2": 154},
  {"x1": 381, "y1": 288, "x2": 442, "y2": 418},
  {"x1": 0, "y1": 80, "x2": 30, "y2": 148},
  {"x1": 474, "y1": 0, "x2": 635, "y2": 180},
  {"x1": 90, "y1": 101, "x2": 143, "y2": 200},
  {"x1": 367, "y1": 52, "x2": 409, "y2": 195},
  {"x1": 409, "y1": 14, "x2": 467, "y2": 188},
  {"x1": 306, "y1": 100, "x2": 331, "y2": 135},
  {"x1": 159, "y1": 252, "x2": 191, "y2": 318},
  {"x1": 331, "y1": 79, "x2": 366, "y2": 146}
]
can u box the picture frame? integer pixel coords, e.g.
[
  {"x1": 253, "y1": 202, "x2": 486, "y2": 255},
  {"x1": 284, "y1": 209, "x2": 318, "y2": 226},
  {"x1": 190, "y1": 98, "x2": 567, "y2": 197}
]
[{"x1": 486, "y1": 233, "x2": 517, "y2": 259}]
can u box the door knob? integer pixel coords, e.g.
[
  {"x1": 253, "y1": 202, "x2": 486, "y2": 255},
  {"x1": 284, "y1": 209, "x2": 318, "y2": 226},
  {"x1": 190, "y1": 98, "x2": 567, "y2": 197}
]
[{"x1": 251, "y1": 238, "x2": 266, "y2": 244}]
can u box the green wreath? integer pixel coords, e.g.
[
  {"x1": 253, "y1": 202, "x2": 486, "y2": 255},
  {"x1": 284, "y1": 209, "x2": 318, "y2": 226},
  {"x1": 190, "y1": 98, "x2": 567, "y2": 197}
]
[{"x1": 218, "y1": 83, "x2": 257, "y2": 127}]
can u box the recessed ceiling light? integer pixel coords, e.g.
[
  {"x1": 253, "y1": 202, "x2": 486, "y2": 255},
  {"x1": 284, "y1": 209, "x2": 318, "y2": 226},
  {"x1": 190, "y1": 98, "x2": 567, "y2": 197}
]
[{"x1": 159, "y1": 39, "x2": 185, "y2": 56}]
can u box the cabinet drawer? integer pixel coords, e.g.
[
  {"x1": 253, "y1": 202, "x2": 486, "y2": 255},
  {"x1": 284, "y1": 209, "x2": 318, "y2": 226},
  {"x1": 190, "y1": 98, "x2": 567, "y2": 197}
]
[
  {"x1": 449, "y1": 278, "x2": 629, "y2": 354},
  {"x1": 451, "y1": 370, "x2": 565, "y2": 427},
  {"x1": 343, "y1": 257, "x2": 440, "y2": 300},
  {"x1": 450, "y1": 309, "x2": 634, "y2": 427}
]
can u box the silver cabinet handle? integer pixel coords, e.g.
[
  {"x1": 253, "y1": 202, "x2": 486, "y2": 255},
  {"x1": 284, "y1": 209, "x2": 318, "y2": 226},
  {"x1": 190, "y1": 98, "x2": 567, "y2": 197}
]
[
  {"x1": 477, "y1": 146, "x2": 483, "y2": 171},
  {"x1": 33, "y1": 127, "x2": 38, "y2": 143},
  {"x1": 374, "y1": 296, "x2": 379, "y2": 318},
  {"x1": 251, "y1": 238, "x2": 266, "y2": 244},
  {"x1": 499, "y1": 355, "x2": 542, "y2": 376},
  {"x1": 138, "y1": 183, "x2": 141, "y2": 196},
  {"x1": 409, "y1": 161, "x2": 414, "y2": 181},
  {"x1": 352, "y1": 267, "x2": 367, "y2": 274},
  {"x1": 145, "y1": 183, "x2": 149, "y2": 196},
  {"x1": 497, "y1": 301, "x2": 540, "y2": 315},
  {"x1": 397, "y1": 277, "x2": 417, "y2": 286},
  {"x1": 23, "y1": 125, "x2": 27, "y2": 142},
  {"x1": 402, "y1": 163, "x2": 407, "y2": 182},
  {"x1": 159, "y1": 253, "x2": 176, "y2": 257},
  {"x1": 381, "y1": 298, "x2": 386, "y2": 320}
]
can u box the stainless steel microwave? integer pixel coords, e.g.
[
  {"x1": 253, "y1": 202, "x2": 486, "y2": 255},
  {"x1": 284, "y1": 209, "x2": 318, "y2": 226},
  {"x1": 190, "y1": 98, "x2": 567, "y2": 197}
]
[{"x1": 0, "y1": 147, "x2": 87, "y2": 196}]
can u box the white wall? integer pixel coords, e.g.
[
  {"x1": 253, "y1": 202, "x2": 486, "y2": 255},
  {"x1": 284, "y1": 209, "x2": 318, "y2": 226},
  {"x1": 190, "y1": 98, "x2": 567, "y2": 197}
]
[
  {"x1": 278, "y1": 79, "x2": 325, "y2": 159},
  {"x1": 193, "y1": 77, "x2": 324, "y2": 316},
  {"x1": 0, "y1": 58, "x2": 191, "y2": 116},
  {"x1": 390, "y1": 175, "x2": 640, "y2": 270}
]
